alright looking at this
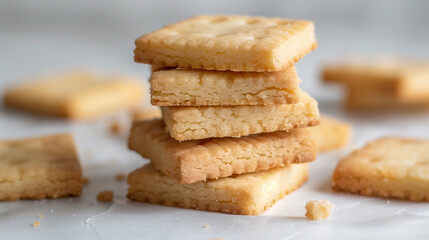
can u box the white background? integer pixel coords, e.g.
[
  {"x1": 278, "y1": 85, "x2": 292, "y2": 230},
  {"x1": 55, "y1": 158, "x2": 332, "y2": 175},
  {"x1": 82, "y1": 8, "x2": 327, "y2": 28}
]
[{"x1": 1, "y1": 1, "x2": 429, "y2": 239}]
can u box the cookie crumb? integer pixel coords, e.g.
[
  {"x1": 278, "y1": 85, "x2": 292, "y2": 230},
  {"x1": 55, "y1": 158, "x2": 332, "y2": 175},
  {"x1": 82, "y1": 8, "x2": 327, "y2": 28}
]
[
  {"x1": 305, "y1": 199, "x2": 334, "y2": 220},
  {"x1": 109, "y1": 121, "x2": 122, "y2": 135},
  {"x1": 33, "y1": 221, "x2": 40, "y2": 227},
  {"x1": 97, "y1": 191, "x2": 114, "y2": 202},
  {"x1": 83, "y1": 177, "x2": 90, "y2": 185},
  {"x1": 203, "y1": 224, "x2": 210, "y2": 229},
  {"x1": 115, "y1": 173, "x2": 125, "y2": 181},
  {"x1": 38, "y1": 214, "x2": 44, "y2": 218},
  {"x1": 109, "y1": 121, "x2": 121, "y2": 134}
]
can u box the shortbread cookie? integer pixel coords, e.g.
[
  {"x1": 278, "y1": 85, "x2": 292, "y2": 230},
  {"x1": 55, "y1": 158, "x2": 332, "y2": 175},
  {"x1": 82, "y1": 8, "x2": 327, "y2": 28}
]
[
  {"x1": 305, "y1": 199, "x2": 335, "y2": 220},
  {"x1": 3, "y1": 71, "x2": 144, "y2": 119},
  {"x1": 322, "y1": 60, "x2": 401, "y2": 86},
  {"x1": 150, "y1": 66, "x2": 300, "y2": 106},
  {"x1": 127, "y1": 163, "x2": 308, "y2": 215},
  {"x1": 0, "y1": 134, "x2": 83, "y2": 201},
  {"x1": 310, "y1": 115, "x2": 351, "y2": 152},
  {"x1": 161, "y1": 91, "x2": 319, "y2": 141},
  {"x1": 135, "y1": 15, "x2": 317, "y2": 72},
  {"x1": 332, "y1": 137, "x2": 429, "y2": 201},
  {"x1": 129, "y1": 119, "x2": 315, "y2": 184},
  {"x1": 345, "y1": 88, "x2": 429, "y2": 110},
  {"x1": 132, "y1": 108, "x2": 162, "y2": 121},
  {"x1": 322, "y1": 58, "x2": 429, "y2": 102}
]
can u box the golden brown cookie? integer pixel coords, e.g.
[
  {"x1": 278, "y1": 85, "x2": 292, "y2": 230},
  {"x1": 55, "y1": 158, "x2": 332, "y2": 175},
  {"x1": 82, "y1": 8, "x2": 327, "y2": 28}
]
[
  {"x1": 127, "y1": 163, "x2": 308, "y2": 215},
  {"x1": 0, "y1": 134, "x2": 82, "y2": 201},
  {"x1": 322, "y1": 58, "x2": 429, "y2": 103},
  {"x1": 4, "y1": 71, "x2": 144, "y2": 119},
  {"x1": 310, "y1": 115, "x2": 351, "y2": 152},
  {"x1": 135, "y1": 15, "x2": 317, "y2": 72},
  {"x1": 332, "y1": 137, "x2": 429, "y2": 201},
  {"x1": 129, "y1": 119, "x2": 316, "y2": 184},
  {"x1": 161, "y1": 91, "x2": 320, "y2": 141},
  {"x1": 150, "y1": 66, "x2": 300, "y2": 106}
]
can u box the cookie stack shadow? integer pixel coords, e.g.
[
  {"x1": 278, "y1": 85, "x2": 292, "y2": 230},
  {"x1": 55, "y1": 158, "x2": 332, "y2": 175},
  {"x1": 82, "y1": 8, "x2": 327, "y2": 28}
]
[{"x1": 126, "y1": 15, "x2": 320, "y2": 215}]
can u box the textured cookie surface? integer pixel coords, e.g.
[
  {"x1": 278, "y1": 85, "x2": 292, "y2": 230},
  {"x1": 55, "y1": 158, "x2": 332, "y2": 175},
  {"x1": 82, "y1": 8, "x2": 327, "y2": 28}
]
[
  {"x1": 127, "y1": 163, "x2": 308, "y2": 215},
  {"x1": 305, "y1": 199, "x2": 335, "y2": 220},
  {"x1": 3, "y1": 71, "x2": 144, "y2": 119},
  {"x1": 135, "y1": 15, "x2": 317, "y2": 72},
  {"x1": 332, "y1": 137, "x2": 429, "y2": 201},
  {"x1": 129, "y1": 119, "x2": 315, "y2": 184},
  {"x1": 310, "y1": 115, "x2": 351, "y2": 152},
  {"x1": 150, "y1": 66, "x2": 300, "y2": 106},
  {"x1": 0, "y1": 134, "x2": 83, "y2": 201},
  {"x1": 161, "y1": 91, "x2": 319, "y2": 141}
]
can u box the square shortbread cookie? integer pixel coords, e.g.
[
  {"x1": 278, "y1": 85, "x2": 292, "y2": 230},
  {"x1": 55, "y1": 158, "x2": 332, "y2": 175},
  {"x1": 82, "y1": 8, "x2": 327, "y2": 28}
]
[
  {"x1": 322, "y1": 58, "x2": 429, "y2": 103},
  {"x1": 345, "y1": 88, "x2": 429, "y2": 110},
  {"x1": 332, "y1": 137, "x2": 429, "y2": 201},
  {"x1": 150, "y1": 66, "x2": 300, "y2": 106},
  {"x1": 310, "y1": 115, "x2": 351, "y2": 152},
  {"x1": 161, "y1": 91, "x2": 319, "y2": 141},
  {"x1": 0, "y1": 134, "x2": 83, "y2": 201},
  {"x1": 3, "y1": 71, "x2": 144, "y2": 119},
  {"x1": 128, "y1": 119, "x2": 315, "y2": 184},
  {"x1": 127, "y1": 163, "x2": 308, "y2": 215},
  {"x1": 135, "y1": 15, "x2": 317, "y2": 72}
]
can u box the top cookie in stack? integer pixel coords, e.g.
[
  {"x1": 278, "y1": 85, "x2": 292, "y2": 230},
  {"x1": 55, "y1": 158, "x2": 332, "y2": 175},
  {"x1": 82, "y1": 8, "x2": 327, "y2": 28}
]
[
  {"x1": 134, "y1": 15, "x2": 319, "y2": 141},
  {"x1": 135, "y1": 15, "x2": 316, "y2": 72}
]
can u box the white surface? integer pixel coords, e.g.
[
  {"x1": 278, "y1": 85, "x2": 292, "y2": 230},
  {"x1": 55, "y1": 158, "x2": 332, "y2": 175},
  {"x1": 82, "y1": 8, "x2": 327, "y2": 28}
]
[
  {"x1": 2, "y1": 102, "x2": 429, "y2": 240},
  {"x1": 1, "y1": 1, "x2": 429, "y2": 239}
]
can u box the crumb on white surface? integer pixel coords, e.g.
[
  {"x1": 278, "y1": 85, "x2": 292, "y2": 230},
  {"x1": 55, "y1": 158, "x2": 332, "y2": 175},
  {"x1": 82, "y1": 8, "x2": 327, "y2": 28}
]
[
  {"x1": 83, "y1": 177, "x2": 90, "y2": 185},
  {"x1": 203, "y1": 224, "x2": 210, "y2": 229},
  {"x1": 33, "y1": 221, "x2": 40, "y2": 227},
  {"x1": 305, "y1": 199, "x2": 335, "y2": 220},
  {"x1": 97, "y1": 191, "x2": 114, "y2": 202},
  {"x1": 115, "y1": 173, "x2": 125, "y2": 181},
  {"x1": 38, "y1": 214, "x2": 44, "y2": 218},
  {"x1": 109, "y1": 121, "x2": 122, "y2": 135}
]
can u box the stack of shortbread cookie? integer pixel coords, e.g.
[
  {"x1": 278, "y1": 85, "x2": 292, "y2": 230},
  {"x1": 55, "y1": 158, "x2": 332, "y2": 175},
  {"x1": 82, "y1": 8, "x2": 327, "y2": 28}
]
[{"x1": 127, "y1": 15, "x2": 319, "y2": 215}]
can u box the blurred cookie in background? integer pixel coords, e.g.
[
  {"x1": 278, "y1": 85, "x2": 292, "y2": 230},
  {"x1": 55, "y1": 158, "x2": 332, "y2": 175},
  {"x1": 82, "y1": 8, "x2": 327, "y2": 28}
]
[
  {"x1": 131, "y1": 107, "x2": 161, "y2": 121},
  {"x1": 3, "y1": 70, "x2": 145, "y2": 120},
  {"x1": 322, "y1": 57, "x2": 429, "y2": 110},
  {"x1": 310, "y1": 115, "x2": 352, "y2": 152}
]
